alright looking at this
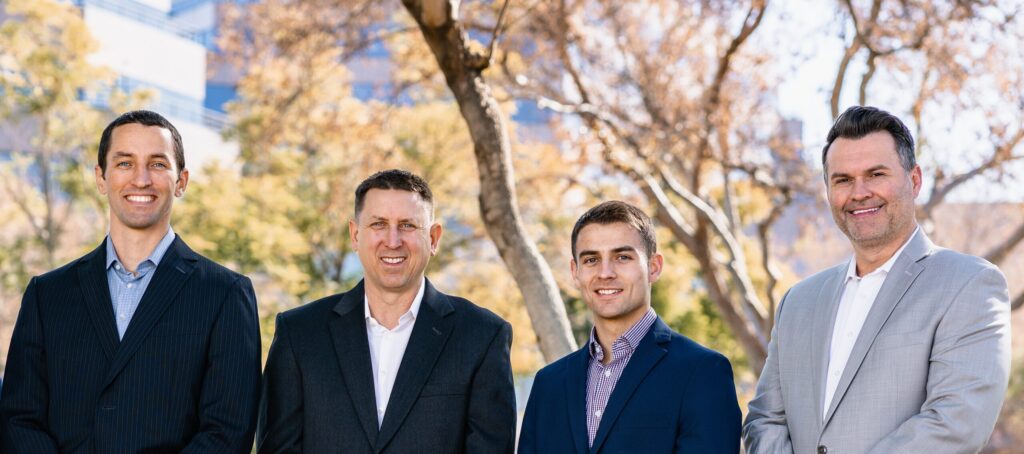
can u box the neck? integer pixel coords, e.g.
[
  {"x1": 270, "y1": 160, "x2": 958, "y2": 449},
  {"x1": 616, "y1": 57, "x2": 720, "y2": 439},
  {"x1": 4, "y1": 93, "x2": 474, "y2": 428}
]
[
  {"x1": 854, "y1": 225, "x2": 916, "y2": 276},
  {"x1": 365, "y1": 279, "x2": 422, "y2": 329},
  {"x1": 108, "y1": 223, "x2": 170, "y2": 274},
  {"x1": 592, "y1": 307, "x2": 648, "y2": 365}
]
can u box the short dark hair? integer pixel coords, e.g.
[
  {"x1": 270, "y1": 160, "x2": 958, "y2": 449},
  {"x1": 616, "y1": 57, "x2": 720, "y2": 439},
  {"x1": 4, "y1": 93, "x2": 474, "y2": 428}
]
[
  {"x1": 354, "y1": 169, "x2": 434, "y2": 218},
  {"x1": 571, "y1": 200, "x2": 657, "y2": 260},
  {"x1": 822, "y1": 106, "x2": 916, "y2": 176},
  {"x1": 97, "y1": 110, "x2": 185, "y2": 177}
]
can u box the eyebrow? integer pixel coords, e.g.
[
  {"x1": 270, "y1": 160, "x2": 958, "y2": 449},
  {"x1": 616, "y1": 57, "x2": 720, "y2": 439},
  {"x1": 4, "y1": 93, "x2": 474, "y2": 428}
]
[
  {"x1": 829, "y1": 164, "x2": 891, "y2": 180},
  {"x1": 367, "y1": 215, "x2": 419, "y2": 223},
  {"x1": 578, "y1": 246, "x2": 638, "y2": 257},
  {"x1": 111, "y1": 151, "x2": 171, "y2": 160}
]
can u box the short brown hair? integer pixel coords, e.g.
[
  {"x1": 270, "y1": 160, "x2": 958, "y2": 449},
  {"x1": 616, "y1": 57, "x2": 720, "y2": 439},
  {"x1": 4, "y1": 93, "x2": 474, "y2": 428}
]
[
  {"x1": 571, "y1": 200, "x2": 657, "y2": 259},
  {"x1": 354, "y1": 169, "x2": 434, "y2": 218}
]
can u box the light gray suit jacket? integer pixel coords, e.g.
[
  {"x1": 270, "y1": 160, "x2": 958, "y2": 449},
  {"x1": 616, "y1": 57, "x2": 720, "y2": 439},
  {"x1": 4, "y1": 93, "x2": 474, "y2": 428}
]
[{"x1": 744, "y1": 230, "x2": 1011, "y2": 453}]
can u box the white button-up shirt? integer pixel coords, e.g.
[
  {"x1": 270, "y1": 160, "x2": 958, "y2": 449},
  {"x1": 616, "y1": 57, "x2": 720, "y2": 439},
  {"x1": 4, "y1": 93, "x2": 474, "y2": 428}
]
[
  {"x1": 365, "y1": 278, "x2": 425, "y2": 427},
  {"x1": 823, "y1": 228, "x2": 918, "y2": 418}
]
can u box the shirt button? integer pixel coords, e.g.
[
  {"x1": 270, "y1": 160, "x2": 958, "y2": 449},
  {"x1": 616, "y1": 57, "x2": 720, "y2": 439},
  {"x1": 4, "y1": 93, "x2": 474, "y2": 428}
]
[
  {"x1": 833, "y1": 370, "x2": 841, "y2": 377},
  {"x1": 115, "y1": 264, "x2": 121, "y2": 270},
  {"x1": 127, "y1": 283, "x2": 133, "y2": 289},
  {"x1": 846, "y1": 331, "x2": 853, "y2": 338},
  {"x1": 378, "y1": 407, "x2": 384, "y2": 414},
  {"x1": 594, "y1": 410, "x2": 602, "y2": 417},
  {"x1": 604, "y1": 370, "x2": 611, "y2": 378},
  {"x1": 118, "y1": 314, "x2": 126, "y2": 320}
]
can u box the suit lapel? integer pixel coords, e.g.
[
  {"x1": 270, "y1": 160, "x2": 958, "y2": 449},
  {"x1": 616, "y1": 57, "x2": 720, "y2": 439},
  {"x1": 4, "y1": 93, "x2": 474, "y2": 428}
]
[
  {"x1": 375, "y1": 280, "x2": 455, "y2": 452},
  {"x1": 104, "y1": 236, "x2": 197, "y2": 387},
  {"x1": 564, "y1": 348, "x2": 590, "y2": 454},
  {"x1": 589, "y1": 319, "x2": 669, "y2": 454},
  {"x1": 77, "y1": 241, "x2": 119, "y2": 362},
  {"x1": 822, "y1": 231, "x2": 932, "y2": 425},
  {"x1": 811, "y1": 265, "x2": 846, "y2": 422},
  {"x1": 329, "y1": 281, "x2": 380, "y2": 449}
]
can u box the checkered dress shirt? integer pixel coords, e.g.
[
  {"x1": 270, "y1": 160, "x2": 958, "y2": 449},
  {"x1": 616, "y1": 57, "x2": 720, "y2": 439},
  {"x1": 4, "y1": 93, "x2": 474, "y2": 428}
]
[{"x1": 585, "y1": 309, "x2": 656, "y2": 446}]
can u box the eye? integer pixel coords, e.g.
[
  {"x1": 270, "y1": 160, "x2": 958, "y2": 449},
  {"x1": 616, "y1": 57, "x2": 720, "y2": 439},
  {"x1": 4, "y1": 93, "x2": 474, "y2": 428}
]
[
  {"x1": 617, "y1": 254, "x2": 632, "y2": 261},
  {"x1": 399, "y1": 222, "x2": 418, "y2": 232},
  {"x1": 151, "y1": 162, "x2": 169, "y2": 169},
  {"x1": 369, "y1": 221, "x2": 387, "y2": 230},
  {"x1": 581, "y1": 256, "x2": 598, "y2": 265},
  {"x1": 116, "y1": 161, "x2": 132, "y2": 168},
  {"x1": 832, "y1": 177, "x2": 850, "y2": 185},
  {"x1": 871, "y1": 171, "x2": 886, "y2": 177}
]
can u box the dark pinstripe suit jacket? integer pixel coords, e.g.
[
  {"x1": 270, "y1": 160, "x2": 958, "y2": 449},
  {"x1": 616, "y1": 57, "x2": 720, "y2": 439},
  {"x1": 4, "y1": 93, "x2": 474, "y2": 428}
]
[
  {"x1": 256, "y1": 279, "x2": 516, "y2": 454},
  {"x1": 0, "y1": 236, "x2": 261, "y2": 453}
]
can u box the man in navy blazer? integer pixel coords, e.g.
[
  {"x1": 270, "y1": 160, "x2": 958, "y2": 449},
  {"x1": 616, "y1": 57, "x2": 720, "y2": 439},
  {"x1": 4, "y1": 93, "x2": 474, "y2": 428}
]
[
  {"x1": 519, "y1": 201, "x2": 741, "y2": 453},
  {"x1": 0, "y1": 110, "x2": 262, "y2": 453},
  {"x1": 258, "y1": 169, "x2": 516, "y2": 453}
]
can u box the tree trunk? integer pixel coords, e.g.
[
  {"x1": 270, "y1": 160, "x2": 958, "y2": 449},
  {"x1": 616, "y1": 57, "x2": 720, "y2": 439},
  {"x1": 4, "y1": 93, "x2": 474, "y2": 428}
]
[{"x1": 401, "y1": 0, "x2": 577, "y2": 362}]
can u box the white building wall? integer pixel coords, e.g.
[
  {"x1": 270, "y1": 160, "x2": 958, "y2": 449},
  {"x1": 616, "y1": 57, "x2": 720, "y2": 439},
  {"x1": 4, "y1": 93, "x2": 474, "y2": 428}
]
[
  {"x1": 84, "y1": 5, "x2": 206, "y2": 100},
  {"x1": 133, "y1": 0, "x2": 172, "y2": 12}
]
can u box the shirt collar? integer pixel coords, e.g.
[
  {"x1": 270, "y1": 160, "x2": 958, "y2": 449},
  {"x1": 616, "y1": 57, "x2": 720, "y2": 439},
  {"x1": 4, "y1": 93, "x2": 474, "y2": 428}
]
[
  {"x1": 845, "y1": 226, "x2": 919, "y2": 280},
  {"x1": 364, "y1": 276, "x2": 426, "y2": 324},
  {"x1": 106, "y1": 227, "x2": 177, "y2": 271},
  {"x1": 588, "y1": 308, "x2": 657, "y2": 360}
]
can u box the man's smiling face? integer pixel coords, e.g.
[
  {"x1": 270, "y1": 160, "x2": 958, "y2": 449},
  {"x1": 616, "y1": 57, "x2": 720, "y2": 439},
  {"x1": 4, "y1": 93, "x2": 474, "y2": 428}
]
[
  {"x1": 571, "y1": 222, "x2": 662, "y2": 325},
  {"x1": 825, "y1": 131, "x2": 921, "y2": 252},
  {"x1": 95, "y1": 123, "x2": 187, "y2": 236},
  {"x1": 349, "y1": 188, "x2": 441, "y2": 297}
]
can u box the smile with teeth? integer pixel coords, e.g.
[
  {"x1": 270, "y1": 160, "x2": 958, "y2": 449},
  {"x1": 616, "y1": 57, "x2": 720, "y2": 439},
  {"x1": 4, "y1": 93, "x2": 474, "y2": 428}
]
[
  {"x1": 596, "y1": 289, "x2": 622, "y2": 295},
  {"x1": 126, "y1": 195, "x2": 155, "y2": 203},
  {"x1": 849, "y1": 206, "x2": 881, "y2": 215},
  {"x1": 380, "y1": 257, "x2": 406, "y2": 264}
]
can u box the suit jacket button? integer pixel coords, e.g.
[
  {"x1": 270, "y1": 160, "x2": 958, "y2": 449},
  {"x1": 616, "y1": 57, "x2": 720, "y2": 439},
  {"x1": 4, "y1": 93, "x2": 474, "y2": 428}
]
[{"x1": 817, "y1": 446, "x2": 828, "y2": 454}]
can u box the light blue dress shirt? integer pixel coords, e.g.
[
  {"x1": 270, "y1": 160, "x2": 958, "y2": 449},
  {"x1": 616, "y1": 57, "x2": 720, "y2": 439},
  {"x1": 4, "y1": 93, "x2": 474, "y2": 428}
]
[{"x1": 105, "y1": 227, "x2": 176, "y2": 339}]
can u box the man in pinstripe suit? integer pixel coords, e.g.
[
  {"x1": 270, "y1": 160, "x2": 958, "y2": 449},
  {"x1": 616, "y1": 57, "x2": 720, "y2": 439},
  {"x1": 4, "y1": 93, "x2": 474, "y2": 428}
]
[{"x1": 0, "y1": 110, "x2": 262, "y2": 453}]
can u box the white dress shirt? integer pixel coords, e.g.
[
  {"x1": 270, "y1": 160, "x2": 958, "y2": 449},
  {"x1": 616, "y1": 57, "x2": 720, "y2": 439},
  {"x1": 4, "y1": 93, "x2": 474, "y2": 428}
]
[
  {"x1": 823, "y1": 228, "x2": 918, "y2": 418},
  {"x1": 365, "y1": 278, "x2": 425, "y2": 427}
]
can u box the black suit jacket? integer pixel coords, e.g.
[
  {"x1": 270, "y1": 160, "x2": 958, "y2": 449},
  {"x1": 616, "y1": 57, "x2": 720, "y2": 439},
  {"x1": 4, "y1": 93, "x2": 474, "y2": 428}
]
[
  {"x1": 0, "y1": 236, "x2": 262, "y2": 453},
  {"x1": 257, "y1": 279, "x2": 516, "y2": 454}
]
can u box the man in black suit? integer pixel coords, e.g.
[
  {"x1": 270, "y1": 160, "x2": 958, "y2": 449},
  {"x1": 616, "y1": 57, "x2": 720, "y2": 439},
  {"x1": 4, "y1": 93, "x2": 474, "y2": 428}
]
[
  {"x1": 258, "y1": 169, "x2": 516, "y2": 453},
  {"x1": 0, "y1": 110, "x2": 262, "y2": 453}
]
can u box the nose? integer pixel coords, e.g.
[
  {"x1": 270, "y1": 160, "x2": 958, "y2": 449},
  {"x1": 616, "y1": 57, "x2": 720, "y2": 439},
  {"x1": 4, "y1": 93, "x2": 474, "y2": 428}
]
[
  {"x1": 131, "y1": 166, "x2": 152, "y2": 188},
  {"x1": 385, "y1": 225, "x2": 402, "y2": 248},
  {"x1": 598, "y1": 259, "x2": 617, "y2": 280},
  {"x1": 850, "y1": 178, "x2": 872, "y2": 201}
]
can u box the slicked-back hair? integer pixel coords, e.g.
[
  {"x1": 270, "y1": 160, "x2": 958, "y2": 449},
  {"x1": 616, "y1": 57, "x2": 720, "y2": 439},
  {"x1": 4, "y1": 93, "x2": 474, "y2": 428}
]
[
  {"x1": 571, "y1": 200, "x2": 657, "y2": 260},
  {"x1": 822, "y1": 106, "x2": 916, "y2": 178},
  {"x1": 98, "y1": 110, "x2": 185, "y2": 177},
  {"x1": 354, "y1": 169, "x2": 434, "y2": 218}
]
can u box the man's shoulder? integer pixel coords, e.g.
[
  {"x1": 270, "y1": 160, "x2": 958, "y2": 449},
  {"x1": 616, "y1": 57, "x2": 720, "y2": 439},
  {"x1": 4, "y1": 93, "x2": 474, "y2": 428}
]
[
  {"x1": 31, "y1": 244, "x2": 103, "y2": 287},
  {"x1": 533, "y1": 347, "x2": 586, "y2": 384},
  {"x1": 661, "y1": 328, "x2": 732, "y2": 370},
  {"x1": 278, "y1": 292, "x2": 345, "y2": 325},
  {"x1": 441, "y1": 291, "x2": 508, "y2": 329},
  {"x1": 925, "y1": 246, "x2": 997, "y2": 273},
  {"x1": 788, "y1": 261, "x2": 847, "y2": 295}
]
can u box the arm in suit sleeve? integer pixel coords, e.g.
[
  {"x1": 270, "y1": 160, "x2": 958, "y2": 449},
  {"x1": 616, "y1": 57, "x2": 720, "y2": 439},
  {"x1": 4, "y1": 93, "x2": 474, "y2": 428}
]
[
  {"x1": 742, "y1": 291, "x2": 794, "y2": 454},
  {"x1": 181, "y1": 276, "x2": 262, "y2": 454},
  {"x1": 516, "y1": 367, "x2": 545, "y2": 454},
  {"x1": 868, "y1": 265, "x2": 1011, "y2": 453},
  {"x1": 464, "y1": 321, "x2": 516, "y2": 454},
  {"x1": 676, "y1": 353, "x2": 742, "y2": 454},
  {"x1": 256, "y1": 313, "x2": 303, "y2": 454},
  {"x1": 0, "y1": 278, "x2": 60, "y2": 453}
]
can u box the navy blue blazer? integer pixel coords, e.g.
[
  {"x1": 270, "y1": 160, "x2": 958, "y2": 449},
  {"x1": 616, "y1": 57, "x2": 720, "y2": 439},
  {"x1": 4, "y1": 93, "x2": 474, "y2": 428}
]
[
  {"x1": 518, "y1": 318, "x2": 741, "y2": 454},
  {"x1": 0, "y1": 236, "x2": 262, "y2": 453},
  {"x1": 257, "y1": 279, "x2": 516, "y2": 454}
]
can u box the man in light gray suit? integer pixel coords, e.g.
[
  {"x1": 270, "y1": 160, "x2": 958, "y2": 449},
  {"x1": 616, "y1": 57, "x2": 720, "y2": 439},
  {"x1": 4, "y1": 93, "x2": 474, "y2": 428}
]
[{"x1": 744, "y1": 106, "x2": 1012, "y2": 453}]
